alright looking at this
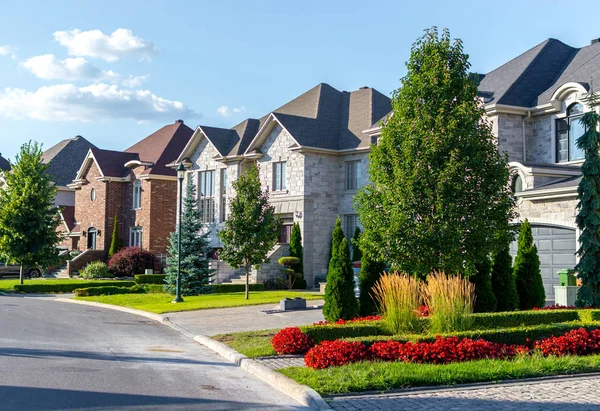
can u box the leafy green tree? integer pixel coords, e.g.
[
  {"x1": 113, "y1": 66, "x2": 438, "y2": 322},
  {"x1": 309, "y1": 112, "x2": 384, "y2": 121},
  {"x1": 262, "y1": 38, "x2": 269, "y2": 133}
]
[
  {"x1": 359, "y1": 252, "x2": 386, "y2": 316},
  {"x1": 575, "y1": 91, "x2": 600, "y2": 307},
  {"x1": 108, "y1": 215, "x2": 124, "y2": 257},
  {"x1": 514, "y1": 219, "x2": 546, "y2": 309},
  {"x1": 323, "y1": 218, "x2": 358, "y2": 321},
  {"x1": 351, "y1": 226, "x2": 362, "y2": 262},
  {"x1": 491, "y1": 243, "x2": 519, "y2": 311},
  {"x1": 470, "y1": 258, "x2": 497, "y2": 313},
  {"x1": 355, "y1": 27, "x2": 515, "y2": 278},
  {"x1": 0, "y1": 142, "x2": 61, "y2": 284},
  {"x1": 164, "y1": 177, "x2": 214, "y2": 295},
  {"x1": 218, "y1": 164, "x2": 281, "y2": 299},
  {"x1": 289, "y1": 222, "x2": 303, "y2": 275}
]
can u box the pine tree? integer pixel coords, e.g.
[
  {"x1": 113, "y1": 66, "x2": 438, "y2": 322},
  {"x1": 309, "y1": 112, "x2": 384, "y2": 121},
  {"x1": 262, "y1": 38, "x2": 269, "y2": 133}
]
[
  {"x1": 491, "y1": 243, "x2": 519, "y2": 311},
  {"x1": 355, "y1": 27, "x2": 515, "y2": 277},
  {"x1": 470, "y1": 258, "x2": 497, "y2": 313},
  {"x1": 514, "y1": 219, "x2": 546, "y2": 309},
  {"x1": 323, "y1": 237, "x2": 359, "y2": 322},
  {"x1": 359, "y1": 252, "x2": 386, "y2": 316},
  {"x1": 218, "y1": 164, "x2": 281, "y2": 299},
  {"x1": 0, "y1": 142, "x2": 61, "y2": 284},
  {"x1": 165, "y1": 177, "x2": 214, "y2": 296},
  {"x1": 351, "y1": 226, "x2": 362, "y2": 262},
  {"x1": 288, "y1": 222, "x2": 306, "y2": 289},
  {"x1": 575, "y1": 90, "x2": 600, "y2": 307},
  {"x1": 108, "y1": 215, "x2": 124, "y2": 257}
]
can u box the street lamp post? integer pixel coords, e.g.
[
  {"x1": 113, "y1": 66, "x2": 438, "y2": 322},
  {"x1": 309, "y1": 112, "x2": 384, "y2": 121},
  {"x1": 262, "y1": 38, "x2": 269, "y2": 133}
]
[{"x1": 173, "y1": 163, "x2": 185, "y2": 303}]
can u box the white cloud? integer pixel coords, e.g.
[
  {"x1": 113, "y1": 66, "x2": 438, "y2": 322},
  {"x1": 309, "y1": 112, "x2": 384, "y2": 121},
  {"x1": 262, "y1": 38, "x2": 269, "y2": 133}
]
[
  {"x1": 53, "y1": 28, "x2": 158, "y2": 62},
  {"x1": 0, "y1": 83, "x2": 197, "y2": 122},
  {"x1": 0, "y1": 45, "x2": 11, "y2": 56},
  {"x1": 217, "y1": 105, "x2": 246, "y2": 117},
  {"x1": 121, "y1": 75, "x2": 147, "y2": 88}
]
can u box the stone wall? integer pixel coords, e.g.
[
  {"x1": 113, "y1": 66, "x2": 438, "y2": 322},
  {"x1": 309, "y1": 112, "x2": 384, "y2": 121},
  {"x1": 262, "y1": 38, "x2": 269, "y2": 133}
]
[
  {"x1": 516, "y1": 196, "x2": 577, "y2": 228},
  {"x1": 494, "y1": 113, "x2": 527, "y2": 163},
  {"x1": 528, "y1": 115, "x2": 553, "y2": 163}
]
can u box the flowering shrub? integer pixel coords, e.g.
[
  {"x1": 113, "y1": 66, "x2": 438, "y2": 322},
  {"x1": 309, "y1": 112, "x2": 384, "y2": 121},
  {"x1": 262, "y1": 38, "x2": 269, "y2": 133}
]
[
  {"x1": 312, "y1": 315, "x2": 382, "y2": 326},
  {"x1": 535, "y1": 328, "x2": 600, "y2": 356},
  {"x1": 108, "y1": 247, "x2": 155, "y2": 277},
  {"x1": 304, "y1": 340, "x2": 369, "y2": 369},
  {"x1": 271, "y1": 327, "x2": 314, "y2": 354}
]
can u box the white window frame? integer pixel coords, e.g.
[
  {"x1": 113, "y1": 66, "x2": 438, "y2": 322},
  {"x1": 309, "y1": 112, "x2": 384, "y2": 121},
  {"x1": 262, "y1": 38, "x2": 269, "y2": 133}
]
[
  {"x1": 273, "y1": 161, "x2": 287, "y2": 191},
  {"x1": 132, "y1": 180, "x2": 142, "y2": 210},
  {"x1": 198, "y1": 170, "x2": 216, "y2": 224},
  {"x1": 345, "y1": 161, "x2": 359, "y2": 191},
  {"x1": 129, "y1": 227, "x2": 143, "y2": 247}
]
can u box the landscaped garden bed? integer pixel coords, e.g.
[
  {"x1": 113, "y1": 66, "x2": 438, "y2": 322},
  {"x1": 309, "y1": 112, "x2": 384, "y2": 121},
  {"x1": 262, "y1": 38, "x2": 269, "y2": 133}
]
[{"x1": 0, "y1": 278, "x2": 136, "y2": 293}]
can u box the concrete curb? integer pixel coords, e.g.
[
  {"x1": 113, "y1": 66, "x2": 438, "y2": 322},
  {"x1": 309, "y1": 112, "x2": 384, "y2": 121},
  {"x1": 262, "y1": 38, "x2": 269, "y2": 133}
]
[{"x1": 54, "y1": 297, "x2": 331, "y2": 410}]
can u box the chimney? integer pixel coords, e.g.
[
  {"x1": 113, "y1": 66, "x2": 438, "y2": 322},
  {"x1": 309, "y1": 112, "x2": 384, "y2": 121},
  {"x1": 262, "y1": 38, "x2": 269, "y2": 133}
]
[
  {"x1": 74, "y1": 135, "x2": 82, "y2": 139},
  {"x1": 360, "y1": 86, "x2": 369, "y2": 89},
  {"x1": 175, "y1": 119, "x2": 184, "y2": 124},
  {"x1": 592, "y1": 38, "x2": 600, "y2": 45}
]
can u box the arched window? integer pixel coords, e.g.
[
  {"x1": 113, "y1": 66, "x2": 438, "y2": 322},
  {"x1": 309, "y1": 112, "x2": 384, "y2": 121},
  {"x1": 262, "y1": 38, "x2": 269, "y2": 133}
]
[
  {"x1": 556, "y1": 103, "x2": 585, "y2": 162},
  {"x1": 132, "y1": 180, "x2": 142, "y2": 209},
  {"x1": 511, "y1": 174, "x2": 523, "y2": 194}
]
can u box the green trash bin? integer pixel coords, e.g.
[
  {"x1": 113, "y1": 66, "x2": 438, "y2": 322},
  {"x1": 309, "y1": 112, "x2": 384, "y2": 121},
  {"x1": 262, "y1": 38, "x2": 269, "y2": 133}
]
[{"x1": 558, "y1": 268, "x2": 576, "y2": 286}]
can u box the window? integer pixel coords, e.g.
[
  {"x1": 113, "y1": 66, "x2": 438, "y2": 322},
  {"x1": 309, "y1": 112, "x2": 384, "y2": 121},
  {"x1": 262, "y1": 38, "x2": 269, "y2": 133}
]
[
  {"x1": 345, "y1": 161, "x2": 359, "y2": 190},
  {"x1": 220, "y1": 168, "x2": 227, "y2": 222},
  {"x1": 130, "y1": 227, "x2": 143, "y2": 247},
  {"x1": 556, "y1": 103, "x2": 585, "y2": 162},
  {"x1": 278, "y1": 215, "x2": 293, "y2": 244},
  {"x1": 132, "y1": 180, "x2": 142, "y2": 209},
  {"x1": 511, "y1": 174, "x2": 523, "y2": 194},
  {"x1": 344, "y1": 214, "x2": 358, "y2": 243},
  {"x1": 90, "y1": 188, "x2": 96, "y2": 201},
  {"x1": 273, "y1": 162, "x2": 287, "y2": 191},
  {"x1": 198, "y1": 170, "x2": 215, "y2": 224}
]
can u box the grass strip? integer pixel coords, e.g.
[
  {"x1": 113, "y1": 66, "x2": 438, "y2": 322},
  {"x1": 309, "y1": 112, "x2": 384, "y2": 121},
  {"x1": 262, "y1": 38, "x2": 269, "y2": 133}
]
[
  {"x1": 214, "y1": 329, "x2": 279, "y2": 358},
  {"x1": 279, "y1": 353, "x2": 600, "y2": 395}
]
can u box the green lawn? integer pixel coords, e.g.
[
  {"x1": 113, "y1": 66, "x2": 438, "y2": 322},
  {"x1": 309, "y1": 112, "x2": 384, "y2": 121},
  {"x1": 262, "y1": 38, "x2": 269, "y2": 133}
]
[
  {"x1": 214, "y1": 329, "x2": 278, "y2": 358},
  {"x1": 75, "y1": 291, "x2": 322, "y2": 313},
  {"x1": 0, "y1": 278, "x2": 122, "y2": 293},
  {"x1": 280, "y1": 354, "x2": 600, "y2": 395}
]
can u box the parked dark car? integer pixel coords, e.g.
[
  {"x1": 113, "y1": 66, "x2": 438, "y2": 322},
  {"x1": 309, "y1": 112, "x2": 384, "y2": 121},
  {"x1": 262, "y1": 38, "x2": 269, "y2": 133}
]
[{"x1": 0, "y1": 262, "x2": 42, "y2": 278}]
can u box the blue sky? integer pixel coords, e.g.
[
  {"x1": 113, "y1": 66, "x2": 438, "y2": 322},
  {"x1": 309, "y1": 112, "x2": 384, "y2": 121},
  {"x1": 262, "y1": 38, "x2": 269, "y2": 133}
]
[{"x1": 1, "y1": 0, "x2": 600, "y2": 160}]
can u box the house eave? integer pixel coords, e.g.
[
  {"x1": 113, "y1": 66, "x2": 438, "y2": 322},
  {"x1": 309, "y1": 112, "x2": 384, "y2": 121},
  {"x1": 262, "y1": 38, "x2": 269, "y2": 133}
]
[{"x1": 516, "y1": 186, "x2": 578, "y2": 200}]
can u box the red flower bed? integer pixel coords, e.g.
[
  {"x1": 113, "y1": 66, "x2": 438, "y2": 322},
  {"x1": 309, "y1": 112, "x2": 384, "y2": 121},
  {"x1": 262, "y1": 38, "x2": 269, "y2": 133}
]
[
  {"x1": 305, "y1": 340, "x2": 369, "y2": 369},
  {"x1": 418, "y1": 305, "x2": 430, "y2": 317},
  {"x1": 535, "y1": 328, "x2": 600, "y2": 356},
  {"x1": 271, "y1": 327, "x2": 314, "y2": 355},
  {"x1": 312, "y1": 315, "x2": 382, "y2": 326}
]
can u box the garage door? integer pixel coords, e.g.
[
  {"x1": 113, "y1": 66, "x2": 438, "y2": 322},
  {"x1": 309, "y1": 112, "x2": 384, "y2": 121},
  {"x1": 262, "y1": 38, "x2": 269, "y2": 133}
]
[{"x1": 510, "y1": 225, "x2": 576, "y2": 302}]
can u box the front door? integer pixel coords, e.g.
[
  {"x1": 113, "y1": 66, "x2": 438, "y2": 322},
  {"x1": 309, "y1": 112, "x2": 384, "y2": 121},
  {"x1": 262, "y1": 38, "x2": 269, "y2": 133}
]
[{"x1": 87, "y1": 228, "x2": 97, "y2": 250}]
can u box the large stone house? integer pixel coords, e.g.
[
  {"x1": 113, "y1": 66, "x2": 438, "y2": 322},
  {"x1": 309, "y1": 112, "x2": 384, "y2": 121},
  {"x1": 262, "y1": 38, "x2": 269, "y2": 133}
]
[
  {"x1": 174, "y1": 83, "x2": 391, "y2": 285},
  {"x1": 68, "y1": 120, "x2": 194, "y2": 261}
]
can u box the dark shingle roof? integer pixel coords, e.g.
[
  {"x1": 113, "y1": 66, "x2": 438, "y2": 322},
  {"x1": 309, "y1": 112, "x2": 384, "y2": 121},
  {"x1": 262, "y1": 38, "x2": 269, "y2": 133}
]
[
  {"x1": 42, "y1": 136, "x2": 97, "y2": 186},
  {"x1": 528, "y1": 175, "x2": 581, "y2": 191},
  {"x1": 0, "y1": 154, "x2": 10, "y2": 171},
  {"x1": 91, "y1": 148, "x2": 139, "y2": 178},
  {"x1": 60, "y1": 205, "x2": 77, "y2": 231}
]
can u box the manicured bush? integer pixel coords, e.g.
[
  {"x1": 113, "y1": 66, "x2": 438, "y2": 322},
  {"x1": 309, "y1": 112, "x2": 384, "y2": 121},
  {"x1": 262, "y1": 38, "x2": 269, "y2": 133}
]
[
  {"x1": 514, "y1": 219, "x2": 546, "y2": 309},
  {"x1": 108, "y1": 215, "x2": 123, "y2": 257},
  {"x1": 358, "y1": 253, "x2": 386, "y2": 316},
  {"x1": 208, "y1": 283, "x2": 265, "y2": 293},
  {"x1": 289, "y1": 222, "x2": 304, "y2": 277},
  {"x1": 264, "y1": 278, "x2": 288, "y2": 290},
  {"x1": 470, "y1": 310, "x2": 580, "y2": 329},
  {"x1": 80, "y1": 261, "x2": 112, "y2": 279},
  {"x1": 422, "y1": 272, "x2": 474, "y2": 333},
  {"x1": 470, "y1": 259, "x2": 497, "y2": 313},
  {"x1": 491, "y1": 243, "x2": 519, "y2": 311},
  {"x1": 134, "y1": 274, "x2": 166, "y2": 285},
  {"x1": 108, "y1": 247, "x2": 155, "y2": 277},
  {"x1": 305, "y1": 340, "x2": 368, "y2": 369},
  {"x1": 14, "y1": 281, "x2": 136, "y2": 293},
  {"x1": 371, "y1": 272, "x2": 422, "y2": 334},
  {"x1": 74, "y1": 285, "x2": 146, "y2": 297},
  {"x1": 292, "y1": 278, "x2": 307, "y2": 290},
  {"x1": 313, "y1": 316, "x2": 382, "y2": 326},
  {"x1": 144, "y1": 284, "x2": 166, "y2": 294},
  {"x1": 278, "y1": 257, "x2": 301, "y2": 267},
  {"x1": 271, "y1": 327, "x2": 314, "y2": 354},
  {"x1": 301, "y1": 321, "x2": 389, "y2": 343}
]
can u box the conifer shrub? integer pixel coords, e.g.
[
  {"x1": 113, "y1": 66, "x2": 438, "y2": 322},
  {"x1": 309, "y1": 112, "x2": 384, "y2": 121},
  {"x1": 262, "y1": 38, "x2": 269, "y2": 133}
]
[
  {"x1": 108, "y1": 215, "x2": 123, "y2": 257},
  {"x1": 514, "y1": 219, "x2": 546, "y2": 309},
  {"x1": 470, "y1": 259, "x2": 497, "y2": 313},
  {"x1": 351, "y1": 227, "x2": 362, "y2": 262},
  {"x1": 491, "y1": 243, "x2": 519, "y2": 311},
  {"x1": 289, "y1": 222, "x2": 304, "y2": 277},
  {"x1": 359, "y1": 253, "x2": 386, "y2": 316}
]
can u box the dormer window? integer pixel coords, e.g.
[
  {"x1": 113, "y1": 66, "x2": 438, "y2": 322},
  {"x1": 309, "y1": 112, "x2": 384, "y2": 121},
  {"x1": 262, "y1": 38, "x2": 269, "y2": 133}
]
[
  {"x1": 132, "y1": 180, "x2": 142, "y2": 209},
  {"x1": 556, "y1": 103, "x2": 585, "y2": 162}
]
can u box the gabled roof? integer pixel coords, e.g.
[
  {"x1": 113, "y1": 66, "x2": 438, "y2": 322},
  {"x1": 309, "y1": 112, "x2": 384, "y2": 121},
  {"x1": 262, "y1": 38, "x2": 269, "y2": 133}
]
[
  {"x1": 89, "y1": 148, "x2": 139, "y2": 178},
  {"x1": 42, "y1": 136, "x2": 97, "y2": 186},
  {"x1": 125, "y1": 120, "x2": 194, "y2": 176},
  {"x1": 0, "y1": 153, "x2": 10, "y2": 171},
  {"x1": 59, "y1": 205, "x2": 77, "y2": 232}
]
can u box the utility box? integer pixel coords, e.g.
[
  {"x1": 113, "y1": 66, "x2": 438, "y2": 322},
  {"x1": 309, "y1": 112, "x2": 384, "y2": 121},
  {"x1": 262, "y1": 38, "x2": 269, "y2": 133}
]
[
  {"x1": 559, "y1": 269, "x2": 577, "y2": 286},
  {"x1": 554, "y1": 285, "x2": 579, "y2": 306}
]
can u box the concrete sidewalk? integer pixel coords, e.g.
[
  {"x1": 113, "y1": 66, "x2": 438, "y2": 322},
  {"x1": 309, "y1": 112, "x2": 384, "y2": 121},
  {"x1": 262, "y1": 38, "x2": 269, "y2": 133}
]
[{"x1": 165, "y1": 300, "x2": 325, "y2": 336}]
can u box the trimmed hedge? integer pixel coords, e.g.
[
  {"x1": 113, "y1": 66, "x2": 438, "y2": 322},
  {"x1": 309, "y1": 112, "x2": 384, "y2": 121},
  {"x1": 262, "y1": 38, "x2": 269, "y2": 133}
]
[
  {"x1": 208, "y1": 284, "x2": 265, "y2": 293},
  {"x1": 74, "y1": 285, "x2": 146, "y2": 297},
  {"x1": 469, "y1": 310, "x2": 581, "y2": 329},
  {"x1": 301, "y1": 321, "x2": 389, "y2": 343},
  {"x1": 134, "y1": 274, "x2": 166, "y2": 285},
  {"x1": 145, "y1": 284, "x2": 165, "y2": 294},
  {"x1": 13, "y1": 281, "x2": 136, "y2": 294}
]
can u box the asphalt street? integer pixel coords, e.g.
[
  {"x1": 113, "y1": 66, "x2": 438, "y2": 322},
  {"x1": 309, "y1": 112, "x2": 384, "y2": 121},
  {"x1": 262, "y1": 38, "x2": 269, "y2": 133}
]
[{"x1": 0, "y1": 294, "x2": 308, "y2": 411}]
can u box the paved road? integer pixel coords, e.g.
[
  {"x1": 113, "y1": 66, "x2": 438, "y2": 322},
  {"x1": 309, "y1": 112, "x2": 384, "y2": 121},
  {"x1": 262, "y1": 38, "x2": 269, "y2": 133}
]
[
  {"x1": 0, "y1": 295, "x2": 308, "y2": 411},
  {"x1": 327, "y1": 374, "x2": 600, "y2": 410}
]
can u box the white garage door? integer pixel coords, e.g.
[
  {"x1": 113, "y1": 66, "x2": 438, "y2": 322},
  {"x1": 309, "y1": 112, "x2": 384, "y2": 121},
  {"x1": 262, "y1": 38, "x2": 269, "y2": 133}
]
[{"x1": 510, "y1": 225, "x2": 576, "y2": 301}]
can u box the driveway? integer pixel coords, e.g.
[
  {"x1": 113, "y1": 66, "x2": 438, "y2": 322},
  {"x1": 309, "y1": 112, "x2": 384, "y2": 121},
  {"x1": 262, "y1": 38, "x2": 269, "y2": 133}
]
[{"x1": 0, "y1": 294, "x2": 308, "y2": 410}]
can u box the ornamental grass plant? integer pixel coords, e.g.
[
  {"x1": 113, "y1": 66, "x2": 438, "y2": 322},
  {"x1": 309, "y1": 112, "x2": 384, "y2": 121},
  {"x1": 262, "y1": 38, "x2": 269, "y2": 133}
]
[
  {"x1": 371, "y1": 272, "x2": 422, "y2": 334},
  {"x1": 422, "y1": 272, "x2": 474, "y2": 333}
]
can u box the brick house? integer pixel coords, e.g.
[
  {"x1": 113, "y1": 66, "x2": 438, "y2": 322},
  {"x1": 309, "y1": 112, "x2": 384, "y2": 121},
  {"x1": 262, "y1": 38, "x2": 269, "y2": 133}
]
[
  {"x1": 68, "y1": 120, "x2": 194, "y2": 258},
  {"x1": 174, "y1": 83, "x2": 390, "y2": 285}
]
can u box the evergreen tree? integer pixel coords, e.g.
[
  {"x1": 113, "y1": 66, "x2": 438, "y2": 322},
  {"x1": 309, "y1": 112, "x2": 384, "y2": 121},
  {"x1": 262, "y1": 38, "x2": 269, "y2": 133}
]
[
  {"x1": 491, "y1": 243, "x2": 519, "y2": 311},
  {"x1": 359, "y1": 252, "x2": 386, "y2": 316},
  {"x1": 514, "y1": 219, "x2": 546, "y2": 309},
  {"x1": 218, "y1": 164, "x2": 281, "y2": 299},
  {"x1": 288, "y1": 222, "x2": 306, "y2": 289},
  {"x1": 351, "y1": 226, "x2": 362, "y2": 262},
  {"x1": 0, "y1": 142, "x2": 61, "y2": 284},
  {"x1": 323, "y1": 236, "x2": 359, "y2": 322},
  {"x1": 165, "y1": 177, "x2": 214, "y2": 296},
  {"x1": 108, "y1": 215, "x2": 124, "y2": 257},
  {"x1": 470, "y1": 258, "x2": 497, "y2": 313},
  {"x1": 355, "y1": 27, "x2": 515, "y2": 277},
  {"x1": 575, "y1": 91, "x2": 600, "y2": 307}
]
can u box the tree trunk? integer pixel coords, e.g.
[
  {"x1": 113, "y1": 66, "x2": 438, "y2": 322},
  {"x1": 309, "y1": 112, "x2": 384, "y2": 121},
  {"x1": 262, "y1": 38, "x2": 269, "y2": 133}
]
[
  {"x1": 19, "y1": 263, "x2": 23, "y2": 285},
  {"x1": 245, "y1": 264, "x2": 250, "y2": 300}
]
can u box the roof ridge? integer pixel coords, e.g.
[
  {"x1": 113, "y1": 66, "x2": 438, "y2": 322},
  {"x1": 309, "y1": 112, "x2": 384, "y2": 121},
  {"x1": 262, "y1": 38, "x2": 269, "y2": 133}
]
[{"x1": 484, "y1": 39, "x2": 553, "y2": 79}]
